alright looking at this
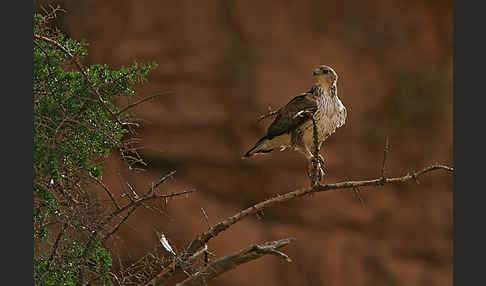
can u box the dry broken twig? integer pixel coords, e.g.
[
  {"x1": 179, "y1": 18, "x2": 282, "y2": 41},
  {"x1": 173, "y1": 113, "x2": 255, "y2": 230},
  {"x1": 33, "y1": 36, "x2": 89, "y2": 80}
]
[{"x1": 175, "y1": 238, "x2": 295, "y2": 286}]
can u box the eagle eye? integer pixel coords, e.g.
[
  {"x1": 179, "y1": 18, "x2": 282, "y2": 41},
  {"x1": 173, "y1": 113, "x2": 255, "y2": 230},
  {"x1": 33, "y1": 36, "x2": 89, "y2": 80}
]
[{"x1": 322, "y1": 70, "x2": 329, "y2": 74}]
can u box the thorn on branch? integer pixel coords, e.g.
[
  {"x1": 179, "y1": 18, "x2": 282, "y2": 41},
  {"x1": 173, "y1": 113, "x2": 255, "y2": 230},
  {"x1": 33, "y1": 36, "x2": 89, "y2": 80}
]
[
  {"x1": 352, "y1": 187, "x2": 365, "y2": 208},
  {"x1": 381, "y1": 136, "x2": 389, "y2": 179}
]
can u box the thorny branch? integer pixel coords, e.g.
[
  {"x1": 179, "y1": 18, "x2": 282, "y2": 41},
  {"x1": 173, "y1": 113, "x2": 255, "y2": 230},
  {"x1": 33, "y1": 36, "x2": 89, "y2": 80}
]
[
  {"x1": 186, "y1": 166, "x2": 452, "y2": 253},
  {"x1": 146, "y1": 163, "x2": 453, "y2": 285}
]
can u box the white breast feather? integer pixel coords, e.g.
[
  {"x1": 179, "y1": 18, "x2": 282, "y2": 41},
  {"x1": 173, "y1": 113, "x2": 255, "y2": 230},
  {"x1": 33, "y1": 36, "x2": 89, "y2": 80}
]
[
  {"x1": 263, "y1": 88, "x2": 346, "y2": 155},
  {"x1": 315, "y1": 89, "x2": 346, "y2": 135},
  {"x1": 300, "y1": 88, "x2": 346, "y2": 152}
]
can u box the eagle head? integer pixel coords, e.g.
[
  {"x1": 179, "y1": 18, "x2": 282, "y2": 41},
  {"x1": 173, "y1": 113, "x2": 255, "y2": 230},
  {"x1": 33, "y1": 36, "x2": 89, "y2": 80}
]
[{"x1": 313, "y1": 65, "x2": 338, "y2": 88}]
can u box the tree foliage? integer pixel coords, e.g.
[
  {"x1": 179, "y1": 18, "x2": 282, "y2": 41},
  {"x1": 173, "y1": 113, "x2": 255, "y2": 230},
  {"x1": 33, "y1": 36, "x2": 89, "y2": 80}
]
[{"x1": 33, "y1": 8, "x2": 156, "y2": 285}]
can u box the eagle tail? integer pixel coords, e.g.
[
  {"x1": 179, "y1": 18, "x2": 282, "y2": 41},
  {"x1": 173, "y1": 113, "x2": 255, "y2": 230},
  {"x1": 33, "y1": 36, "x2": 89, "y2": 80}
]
[{"x1": 242, "y1": 136, "x2": 274, "y2": 158}]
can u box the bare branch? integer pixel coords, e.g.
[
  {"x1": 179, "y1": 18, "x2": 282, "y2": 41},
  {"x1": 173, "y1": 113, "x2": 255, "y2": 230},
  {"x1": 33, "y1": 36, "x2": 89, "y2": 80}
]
[
  {"x1": 175, "y1": 238, "x2": 295, "y2": 286},
  {"x1": 147, "y1": 164, "x2": 453, "y2": 285},
  {"x1": 102, "y1": 206, "x2": 137, "y2": 243},
  {"x1": 91, "y1": 176, "x2": 121, "y2": 210},
  {"x1": 149, "y1": 171, "x2": 177, "y2": 195}
]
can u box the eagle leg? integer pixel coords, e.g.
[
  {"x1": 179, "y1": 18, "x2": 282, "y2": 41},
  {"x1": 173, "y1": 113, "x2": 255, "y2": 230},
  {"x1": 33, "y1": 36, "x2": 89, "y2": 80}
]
[{"x1": 306, "y1": 155, "x2": 325, "y2": 184}]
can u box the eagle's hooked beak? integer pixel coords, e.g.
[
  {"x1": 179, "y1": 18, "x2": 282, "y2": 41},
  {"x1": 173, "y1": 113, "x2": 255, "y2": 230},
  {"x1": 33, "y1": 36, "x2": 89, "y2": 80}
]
[{"x1": 313, "y1": 70, "x2": 321, "y2": 76}]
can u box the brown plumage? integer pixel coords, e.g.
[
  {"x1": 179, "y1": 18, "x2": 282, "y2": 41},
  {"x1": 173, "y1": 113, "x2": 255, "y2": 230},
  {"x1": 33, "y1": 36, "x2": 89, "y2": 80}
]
[{"x1": 243, "y1": 65, "x2": 347, "y2": 177}]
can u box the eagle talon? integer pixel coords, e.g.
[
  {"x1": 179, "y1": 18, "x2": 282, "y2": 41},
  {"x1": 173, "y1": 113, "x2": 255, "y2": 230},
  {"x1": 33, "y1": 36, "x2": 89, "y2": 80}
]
[{"x1": 307, "y1": 158, "x2": 325, "y2": 184}]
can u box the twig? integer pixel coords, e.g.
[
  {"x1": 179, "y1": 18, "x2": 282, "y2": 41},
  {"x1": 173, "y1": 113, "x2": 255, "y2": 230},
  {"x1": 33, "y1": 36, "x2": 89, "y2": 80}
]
[
  {"x1": 115, "y1": 92, "x2": 173, "y2": 117},
  {"x1": 175, "y1": 238, "x2": 295, "y2": 286},
  {"x1": 200, "y1": 208, "x2": 211, "y2": 229},
  {"x1": 146, "y1": 164, "x2": 453, "y2": 285},
  {"x1": 91, "y1": 176, "x2": 121, "y2": 210},
  {"x1": 149, "y1": 171, "x2": 177, "y2": 195},
  {"x1": 102, "y1": 206, "x2": 138, "y2": 243}
]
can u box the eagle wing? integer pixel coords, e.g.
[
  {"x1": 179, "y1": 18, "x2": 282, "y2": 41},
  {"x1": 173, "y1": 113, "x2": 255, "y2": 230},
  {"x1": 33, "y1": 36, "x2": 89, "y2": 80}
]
[{"x1": 266, "y1": 91, "x2": 318, "y2": 139}]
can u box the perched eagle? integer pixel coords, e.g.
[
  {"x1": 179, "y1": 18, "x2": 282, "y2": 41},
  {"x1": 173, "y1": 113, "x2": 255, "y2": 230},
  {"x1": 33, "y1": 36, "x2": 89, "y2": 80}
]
[{"x1": 243, "y1": 65, "x2": 347, "y2": 177}]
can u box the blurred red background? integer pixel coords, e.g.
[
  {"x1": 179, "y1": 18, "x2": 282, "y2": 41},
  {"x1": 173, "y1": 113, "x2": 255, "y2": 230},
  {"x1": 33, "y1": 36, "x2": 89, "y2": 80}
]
[{"x1": 36, "y1": 0, "x2": 453, "y2": 285}]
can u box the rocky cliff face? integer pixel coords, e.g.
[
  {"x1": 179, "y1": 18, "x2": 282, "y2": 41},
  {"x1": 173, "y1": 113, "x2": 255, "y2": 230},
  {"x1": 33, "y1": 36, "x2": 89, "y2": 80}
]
[{"x1": 40, "y1": 0, "x2": 453, "y2": 285}]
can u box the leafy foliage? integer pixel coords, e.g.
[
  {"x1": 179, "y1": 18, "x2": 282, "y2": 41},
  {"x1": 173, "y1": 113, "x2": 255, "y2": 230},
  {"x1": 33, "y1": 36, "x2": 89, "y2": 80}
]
[{"x1": 33, "y1": 8, "x2": 156, "y2": 285}]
